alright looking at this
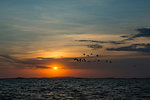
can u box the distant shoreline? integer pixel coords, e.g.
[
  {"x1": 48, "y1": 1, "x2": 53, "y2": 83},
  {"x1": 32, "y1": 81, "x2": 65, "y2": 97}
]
[{"x1": 0, "y1": 77, "x2": 150, "y2": 79}]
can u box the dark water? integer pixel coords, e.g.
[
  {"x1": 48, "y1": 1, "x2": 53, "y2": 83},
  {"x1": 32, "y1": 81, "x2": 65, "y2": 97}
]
[{"x1": 0, "y1": 78, "x2": 150, "y2": 100}]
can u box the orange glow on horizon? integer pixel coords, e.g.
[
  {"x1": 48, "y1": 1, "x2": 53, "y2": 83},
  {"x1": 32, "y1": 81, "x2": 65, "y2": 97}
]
[
  {"x1": 38, "y1": 64, "x2": 67, "y2": 77},
  {"x1": 37, "y1": 67, "x2": 69, "y2": 77},
  {"x1": 53, "y1": 66, "x2": 58, "y2": 70},
  {"x1": 35, "y1": 50, "x2": 81, "y2": 59},
  {"x1": 41, "y1": 51, "x2": 67, "y2": 58}
]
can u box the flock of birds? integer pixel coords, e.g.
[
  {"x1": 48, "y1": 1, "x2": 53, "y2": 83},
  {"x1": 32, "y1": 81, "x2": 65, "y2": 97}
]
[
  {"x1": 73, "y1": 53, "x2": 112, "y2": 63},
  {"x1": 73, "y1": 53, "x2": 138, "y2": 67}
]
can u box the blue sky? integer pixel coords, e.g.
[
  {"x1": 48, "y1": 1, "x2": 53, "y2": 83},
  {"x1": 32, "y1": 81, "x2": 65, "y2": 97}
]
[{"x1": 1, "y1": 0, "x2": 150, "y2": 34}]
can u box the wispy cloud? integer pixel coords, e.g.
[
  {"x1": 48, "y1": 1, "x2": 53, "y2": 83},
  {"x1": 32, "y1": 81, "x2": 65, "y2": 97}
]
[
  {"x1": 107, "y1": 43, "x2": 150, "y2": 54},
  {"x1": 76, "y1": 40, "x2": 125, "y2": 45},
  {"x1": 0, "y1": 54, "x2": 114, "y2": 70},
  {"x1": 77, "y1": 28, "x2": 150, "y2": 46},
  {"x1": 36, "y1": 66, "x2": 50, "y2": 69},
  {"x1": 121, "y1": 28, "x2": 150, "y2": 40},
  {"x1": 86, "y1": 44, "x2": 103, "y2": 49},
  {"x1": 0, "y1": 55, "x2": 50, "y2": 69}
]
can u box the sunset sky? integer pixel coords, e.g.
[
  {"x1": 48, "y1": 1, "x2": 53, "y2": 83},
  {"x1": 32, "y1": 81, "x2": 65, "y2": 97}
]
[{"x1": 0, "y1": 0, "x2": 150, "y2": 78}]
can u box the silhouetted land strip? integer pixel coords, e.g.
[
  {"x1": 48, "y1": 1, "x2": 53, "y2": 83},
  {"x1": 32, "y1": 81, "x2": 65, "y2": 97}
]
[{"x1": 0, "y1": 77, "x2": 150, "y2": 79}]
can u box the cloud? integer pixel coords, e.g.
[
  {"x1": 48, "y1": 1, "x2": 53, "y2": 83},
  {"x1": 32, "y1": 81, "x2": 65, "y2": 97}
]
[
  {"x1": 108, "y1": 41, "x2": 125, "y2": 44},
  {"x1": 0, "y1": 54, "x2": 115, "y2": 70},
  {"x1": 0, "y1": 55, "x2": 23, "y2": 63},
  {"x1": 120, "y1": 35, "x2": 129, "y2": 38},
  {"x1": 134, "y1": 28, "x2": 150, "y2": 38},
  {"x1": 76, "y1": 40, "x2": 106, "y2": 43},
  {"x1": 77, "y1": 28, "x2": 150, "y2": 45},
  {"x1": 86, "y1": 44, "x2": 102, "y2": 49},
  {"x1": 0, "y1": 55, "x2": 51, "y2": 69},
  {"x1": 76, "y1": 40, "x2": 125, "y2": 44},
  {"x1": 0, "y1": 55, "x2": 87, "y2": 69},
  {"x1": 121, "y1": 28, "x2": 150, "y2": 40},
  {"x1": 36, "y1": 66, "x2": 50, "y2": 69},
  {"x1": 107, "y1": 43, "x2": 150, "y2": 54}
]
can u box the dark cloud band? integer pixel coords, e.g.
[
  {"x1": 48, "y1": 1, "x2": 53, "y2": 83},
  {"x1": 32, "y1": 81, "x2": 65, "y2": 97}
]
[{"x1": 107, "y1": 44, "x2": 150, "y2": 54}]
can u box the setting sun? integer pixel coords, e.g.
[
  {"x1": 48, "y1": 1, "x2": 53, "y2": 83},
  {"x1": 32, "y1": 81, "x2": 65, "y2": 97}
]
[{"x1": 53, "y1": 67, "x2": 58, "y2": 70}]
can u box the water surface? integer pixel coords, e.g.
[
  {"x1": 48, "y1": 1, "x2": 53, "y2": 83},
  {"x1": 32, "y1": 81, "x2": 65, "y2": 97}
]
[{"x1": 0, "y1": 78, "x2": 150, "y2": 100}]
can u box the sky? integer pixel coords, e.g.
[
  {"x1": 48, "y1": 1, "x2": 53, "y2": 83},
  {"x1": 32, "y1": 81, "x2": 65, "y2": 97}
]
[{"x1": 0, "y1": 0, "x2": 150, "y2": 78}]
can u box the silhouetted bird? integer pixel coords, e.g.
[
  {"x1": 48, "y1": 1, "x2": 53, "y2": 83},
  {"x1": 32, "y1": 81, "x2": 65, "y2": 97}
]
[
  {"x1": 82, "y1": 59, "x2": 86, "y2": 62},
  {"x1": 79, "y1": 59, "x2": 82, "y2": 62},
  {"x1": 90, "y1": 53, "x2": 93, "y2": 55},
  {"x1": 74, "y1": 58, "x2": 77, "y2": 60},
  {"x1": 83, "y1": 53, "x2": 86, "y2": 56},
  {"x1": 97, "y1": 59, "x2": 100, "y2": 62},
  {"x1": 109, "y1": 60, "x2": 112, "y2": 63},
  {"x1": 74, "y1": 58, "x2": 79, "y2": 62},
  {"x1": 106, "y1": 60, "x2": 108, "y2": 63},
  {"x1": 96, "y1": 55, "x2": 99, "y2": 57}
]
